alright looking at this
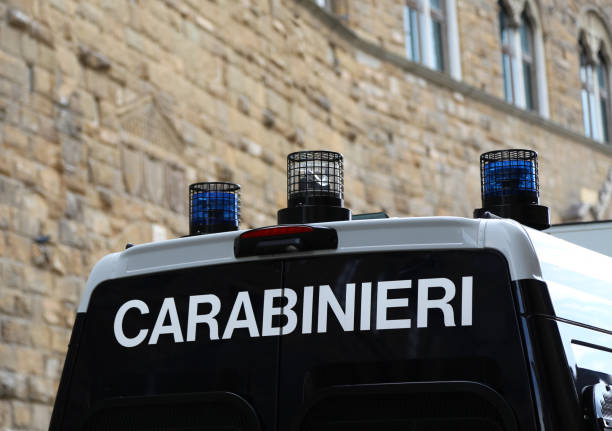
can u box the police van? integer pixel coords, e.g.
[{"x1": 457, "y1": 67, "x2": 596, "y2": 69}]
[
  {"x1": 49, "y1": 150, "x2": 612, "y2": 431},
  {"x1": 547, "y1": 221, "x2": 612, "y2": 257}
]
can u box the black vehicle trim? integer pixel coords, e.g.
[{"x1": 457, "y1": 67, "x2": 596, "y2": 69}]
[
  {"x1": 517, "y1": 279, "x2": 586, "y2": 431},
  {"x1": 77, "y1": 391, "x2": 261, "y2": 430},
  {"x1": 48, "y1": 312, "x2": 86, "y2": 431},
  {"x1": 293, "y1": 381, "x2": 519, "y2": 431}
]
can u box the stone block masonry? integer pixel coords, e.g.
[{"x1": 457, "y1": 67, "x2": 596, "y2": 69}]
[{"x1": 1, "y1": 0, "x2": 612, "y2": 429}]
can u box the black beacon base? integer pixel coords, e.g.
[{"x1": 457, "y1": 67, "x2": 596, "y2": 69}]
[
  {"x1": 277, "y1": 205, "x2": 351, "y2": 225},
  {"x1": 474, "y1": 204, "x2": 550, "y2": 231}
]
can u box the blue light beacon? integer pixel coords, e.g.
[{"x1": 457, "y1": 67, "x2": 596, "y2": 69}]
[
  {"x1": 474, "y1": 149, "x2": 550, "y2": 230},
  {"x1": 189, "y1": 182, "x2": 240, "y2": 235}
]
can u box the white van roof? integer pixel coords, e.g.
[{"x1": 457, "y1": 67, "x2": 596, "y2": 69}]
[{"x1": 79, "y1": 217, "x2": 552, "y2": 312}]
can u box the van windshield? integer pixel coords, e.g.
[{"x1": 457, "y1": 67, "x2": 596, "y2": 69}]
[{"x1": 528, "y1": 229, "x2": 612, "y2": 332}]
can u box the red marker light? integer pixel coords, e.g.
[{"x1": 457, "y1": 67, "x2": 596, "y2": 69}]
[{"x1": 240, "y1": 226, "x2": 315, "y2": 239}]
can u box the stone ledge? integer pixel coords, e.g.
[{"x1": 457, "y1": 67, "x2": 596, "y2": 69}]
[{"x1": 294, "y1": 0, "x2": 612, "y2": 158}]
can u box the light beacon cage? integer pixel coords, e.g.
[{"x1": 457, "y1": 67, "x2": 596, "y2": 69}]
[
  {"x1": 474, "y1": 149, "x2": 550, "y2": 230},
  {"x1": 189, "y1": 182, "x2": 240, "y2": 235},
  {"x1": 277, "y1": 151, "x2": 351, "y2": 224}
]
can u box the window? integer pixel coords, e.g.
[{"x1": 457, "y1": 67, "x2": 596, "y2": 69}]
[
  {"x1": 580, "y1": 44, "x2": 611, "y2": 143},
  {"x1": 499, "y1": 4, "x2": 539, "y2": 112},
  {"x1": 577, "y1": 10, "x2": 612, "y2": 144},
  {"x1": 403, "y1": 0, "x2": 461, "y2": 79}
]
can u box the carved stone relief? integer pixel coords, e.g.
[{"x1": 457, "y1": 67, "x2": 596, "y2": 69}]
[{"x1": 117, "y1": 95, "x2": 187, "y2": 214}]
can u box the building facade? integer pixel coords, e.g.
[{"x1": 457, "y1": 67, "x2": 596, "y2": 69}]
[{"x1": 0, "y1": 0, "x2": 611, "y2": 429}]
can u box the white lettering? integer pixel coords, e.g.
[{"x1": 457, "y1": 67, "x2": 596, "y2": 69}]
[
  {"x1": 302, "y1": 286, "x2": 314, "y2": 334},
  {"x1": 360, "y1": 282, "x2": 372, "y2": 330},
  {"x1": 114, "y1": 299, "x2": 149, "y2": 348},
  {"x1": 317, "y1": 284, "x2": 355, "y2": 333},
  {"x1": 186, "y1": 294, "x2": 221, "y2": 341},
  {"x1": 262, "y1": 289, "x2": 298, "y2": 336},
  {"x1": 376, "y1": 280, "x2": 412, "y2": 329},
  {"x1": 461, "y1": 276, "x2": 473, "y2": 326},
  {"x1": 222, "y1": 291, "x2": 259, "y2": 339},
  {"x1": 114, "y1": 276, "x2": 474, "y2": 347},
  {"x1": 149, "y1": 298, "x2": 184, "y2": 344},
  {"x1": 417, "y1": 278, "x2": 456, "y2": 328}
]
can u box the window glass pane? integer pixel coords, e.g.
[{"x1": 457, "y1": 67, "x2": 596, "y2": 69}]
[
  {"x1": 511, "y1": 54, "x2": 521, "y2": 102},
  {"x1": 315, "y1": 0, "x2": 327, "y2": 7},
  {"x1": 597, "y1": 60, "x2": 608, "y2": 95},
  {"x1": 601, "y1": 99, "x2": 609, "y2": 142},
  {"x1": 519, "y1": 21, "x2": 531, "y2": 55},
  {"x1": 410, "y1": 8, "x2": 420, "y2": 63},
  {"x1": 430, "y1": 0, "x2": 441, "y2": 11},
  {"x1": 582, "y1": 89, "x2": 592, "y2": 137},
  {"x1": 404, "y1": 6, "x2": 414, "y2": 60},
  {"x1": 589, "y1": 90, "x2": 600, "y2": 140},
  {"x1": 503, "y1": 54, "x2": 513, "y2": 103},
  {"x1": 580, "y1": 50, "x2": 588, "y2": 83},
  {"x1": 431, "y1": 18, "x2": 444, "y2": 71},
  {"x1": 499, "y1": 9, "x2": 509, "y2": 45},
  {"x1": 523, "y1": 62, "x2": 534, "y2": 110}
]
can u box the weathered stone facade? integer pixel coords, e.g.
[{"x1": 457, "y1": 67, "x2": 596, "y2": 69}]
[{"x1": 0, "y1": 0, "x2": 611, "y2": 429}]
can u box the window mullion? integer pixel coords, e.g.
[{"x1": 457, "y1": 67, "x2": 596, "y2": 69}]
[
  {"x1": 420, "y1": 0, "x2": 434, "y2": 69},
  {"x1": 534, "y1": 26, "x2": 550, "y2": 118},
  {"x1": 445, "y1": 0, "x2": 462, "y2": 79}
]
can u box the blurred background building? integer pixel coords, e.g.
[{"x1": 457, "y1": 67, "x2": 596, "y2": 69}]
[{"x1": 1, "y1": 0, "x2": 611, "y2": 428}]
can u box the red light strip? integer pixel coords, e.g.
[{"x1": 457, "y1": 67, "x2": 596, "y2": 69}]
[{"x1": 241, "y1": 225, "x2": 314, "y2": 239}]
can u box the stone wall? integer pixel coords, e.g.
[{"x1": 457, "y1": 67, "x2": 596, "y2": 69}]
[{"x1": 0, "y1": 0, "x2": 611, "y2": 429}]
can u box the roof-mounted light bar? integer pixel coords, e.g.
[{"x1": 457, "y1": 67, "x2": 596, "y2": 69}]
[
  {"x1": 277, "y1": 150, "x2": 351, "y2": 224},
  {"x1": 189, "y1": 182, "x2": 240, "y2": 235},
  {"x1": 474, "y1": 149, "x2": 550, "y2": 230}
]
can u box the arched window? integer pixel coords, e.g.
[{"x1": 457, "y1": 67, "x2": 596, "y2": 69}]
[
  {"x1": 577, "y1": 9, "x2": 612, "y2": 144},
  {"x1": 498, "y1": 1, "x2": 548, "y2": 116},
  {"x1": 580, "y1": 48, "x2": 611, "y2": 143},
  {"x1": 403, "y1": 0, "x2": 461, "y2": 79}
]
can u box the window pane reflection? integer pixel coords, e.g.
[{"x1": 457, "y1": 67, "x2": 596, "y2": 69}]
[
  {"x1": 404, "y1": 6, "x2": 421, "y2": 63},
  {"x1": 431, "y1": 19, "x2": 444, "y2": 71},
  {"x1": 503, "y1": 54, "x2": 513, "y2": 103}
]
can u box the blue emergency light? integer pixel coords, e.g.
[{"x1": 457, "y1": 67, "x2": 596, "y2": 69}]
[
  {"x1": 483, "y1": 159, "x2": 537, "y2": 203},
  {"x1": 189, "y1": 182, "x2": 240, "y2": 235},
  {"x1": 475, "y1": 149, "x2": 549, "y2": 230}
]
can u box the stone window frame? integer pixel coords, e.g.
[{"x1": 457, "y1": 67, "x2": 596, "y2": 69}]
[
  {"x1": 402, "y1": 0, "x2": 462, "y2": 80},
  {"x1": 577, "y1": 8, "x2": 612, "y2": 145},
  {"x1": 497, "y1": 0, "x2": 550, "y2": 118}
]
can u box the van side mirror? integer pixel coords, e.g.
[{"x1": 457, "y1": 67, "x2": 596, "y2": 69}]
[{"x1": 584, "y1": 382, "x2": 612, "y2": 430}]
